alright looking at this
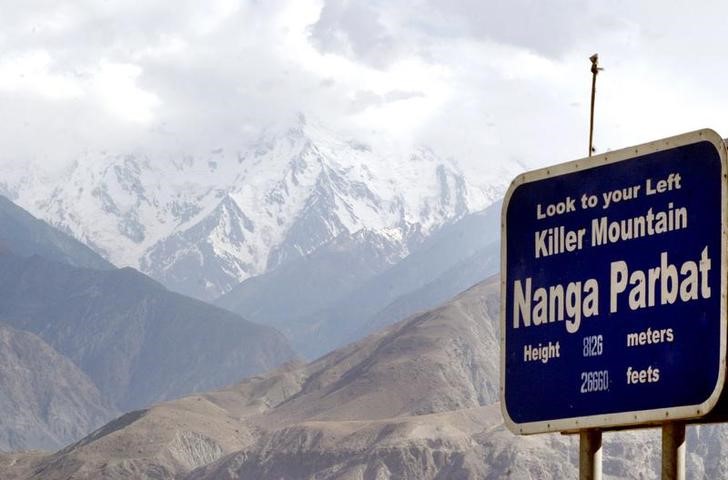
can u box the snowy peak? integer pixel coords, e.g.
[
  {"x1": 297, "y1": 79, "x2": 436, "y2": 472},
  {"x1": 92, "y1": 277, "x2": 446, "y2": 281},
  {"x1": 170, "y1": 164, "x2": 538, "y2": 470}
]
[
  {"x1": 7, "y1": 116, "x2": 499, "y2": 301},
  {"x1": 140, "y1": 194, "x2": 258, "y2": 300},
  {"x1": 14, "y1": 150, "x2": 228, "y2": 267}
]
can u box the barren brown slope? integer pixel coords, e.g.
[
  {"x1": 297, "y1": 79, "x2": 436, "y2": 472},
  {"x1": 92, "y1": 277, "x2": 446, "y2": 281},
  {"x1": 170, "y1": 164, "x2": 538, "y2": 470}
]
[
  {"x1": 258, "y1": 275, "x2": 501, "y2": 423},
  {"x1": 0, "y1": 362, "x2": 315, "y2": 479},
  {"x1": 188, "y1": 405, "x2": 509, "y2": 480},
  {"x1": 183, "y1": 276, "x2": 573, "y2": 479},
  {"x1": 2, "y1": 278, "x2": 500, "y2": 479}
]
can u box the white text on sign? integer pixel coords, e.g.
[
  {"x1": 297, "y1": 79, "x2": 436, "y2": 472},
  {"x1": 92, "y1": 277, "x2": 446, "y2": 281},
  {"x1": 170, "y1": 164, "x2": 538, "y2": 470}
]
[{"x1": 512, "y1": 246, "x2": 712, "y2": 334}]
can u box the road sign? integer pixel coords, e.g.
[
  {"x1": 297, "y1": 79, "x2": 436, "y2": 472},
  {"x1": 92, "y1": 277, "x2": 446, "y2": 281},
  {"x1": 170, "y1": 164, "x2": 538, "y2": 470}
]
[{"x1": 500, "y1": 129, "x2": 728, "y2": 434}]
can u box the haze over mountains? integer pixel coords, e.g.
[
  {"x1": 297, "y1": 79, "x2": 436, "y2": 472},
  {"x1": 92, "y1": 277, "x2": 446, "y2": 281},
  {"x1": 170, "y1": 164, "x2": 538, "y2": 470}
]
[
  {"x1": 0, "y1": 195, "x2": 113, "y2": 271},
  {"x1": 2, "y1": 115, "x2": 508, "y2": 302},
  {"x1": 217, "y1": 201, "x2": 502, "y2": 357},
  {"x1": 0, "y1": 254, "x2": 295, "y2": 411},
  {"x1": 0, "y1": 195, "x2": 296, "y2": 450},
  {"x1": 0, "y1": 116, "x2": 516, "y2": 455}
]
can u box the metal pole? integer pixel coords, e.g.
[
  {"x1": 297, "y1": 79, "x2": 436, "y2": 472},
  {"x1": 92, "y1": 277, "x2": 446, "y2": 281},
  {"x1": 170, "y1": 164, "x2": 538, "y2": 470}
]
[
  {"x1": 579, "y1": 429, "x2": 602, "y2": 480},
  {"x1": 581, "y1": 55, "x2": 604, "y2": 480},
  {"x1": 662, "y1": 422, "x2": 686, "y2": 480},
  {"x1": 588, "y1": 53, "x2": 600, "y2": 157}
]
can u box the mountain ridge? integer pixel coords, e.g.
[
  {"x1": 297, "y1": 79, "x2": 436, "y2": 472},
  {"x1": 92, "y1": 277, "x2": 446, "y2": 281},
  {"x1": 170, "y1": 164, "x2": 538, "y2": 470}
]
[
  {"x1": 5, "y1": 116, "x2": 502, "y2": 301},
  {"x1": 0, "y1": 278, "x2": 502, "y2": 479},
  {"x1": 0, "y1": 194, "x2": 112, "y2": 270},
  {"x1": 217, "y1": 201, "x2": 502, "y2": 358},
  {"x1": 0, "y1": 252, "x2": 297, "y2": 411},
  {"x1": 0, "y1": 323, "x2": 117, "y2": 452}
]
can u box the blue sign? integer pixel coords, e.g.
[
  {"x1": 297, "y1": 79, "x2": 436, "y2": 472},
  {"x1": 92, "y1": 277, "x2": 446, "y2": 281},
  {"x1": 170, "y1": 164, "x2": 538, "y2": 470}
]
[{"x1": 501, "y1": 129, "x2": 728, "y2": 434}]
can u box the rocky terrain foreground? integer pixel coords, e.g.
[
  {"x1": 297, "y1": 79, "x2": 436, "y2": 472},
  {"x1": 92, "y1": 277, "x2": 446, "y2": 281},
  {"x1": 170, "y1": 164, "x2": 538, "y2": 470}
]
[
  {"x1": 0, "y1": 324, "x2": 116, "y2": 451},
  {"x1": 6, "y1": 276, "x2": 728, "y2": 479}
]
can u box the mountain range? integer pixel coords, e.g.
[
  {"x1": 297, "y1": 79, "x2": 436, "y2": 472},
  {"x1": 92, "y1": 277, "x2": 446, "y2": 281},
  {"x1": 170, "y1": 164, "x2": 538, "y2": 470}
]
[
  {"x1": 0, "y1": 195, "x2": 296, "y2": 450},
  {"x1": 0, "y1": 116, "x2": 513, "y2": 451},
  {"x1": 0, "y1": 195, "x2": 112, "y2": 271},
  {"x1": 0, "y1": 278, "x2": 508, "y2": 479},
  {"x1": 0, "y1": 254, "x2": 295, "y2": 411},
  {"x1": 217, "y1": 200, "x2": 502, "y2": 357},
  {"x1": 2, "y1": 115, "x2": 507, "y2": 302}
]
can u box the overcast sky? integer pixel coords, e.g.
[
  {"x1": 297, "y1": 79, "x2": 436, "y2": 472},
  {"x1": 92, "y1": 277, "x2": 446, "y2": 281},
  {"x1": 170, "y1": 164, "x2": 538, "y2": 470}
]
[{"x1": 3, "y1": 0, "x2": 728, "y2": 184}]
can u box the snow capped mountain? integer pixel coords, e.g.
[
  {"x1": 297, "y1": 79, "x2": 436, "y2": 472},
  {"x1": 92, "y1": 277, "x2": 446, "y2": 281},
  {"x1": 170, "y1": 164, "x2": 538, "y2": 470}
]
[
  {"x1": 10, "y1": 149, "x2": 237, "y2": 266},
  {"x1": 6, "y1": 115, "x2": 504, "y2": 300}
]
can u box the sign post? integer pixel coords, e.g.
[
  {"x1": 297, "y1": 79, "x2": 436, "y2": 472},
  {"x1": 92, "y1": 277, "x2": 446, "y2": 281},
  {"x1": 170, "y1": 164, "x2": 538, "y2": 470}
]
[
  {"x1": 500, "y1": 129, "x2": 728, "y2": 475},
  {"x1": 580, "y1": 429, "x2": 602, "y2": 480},
  {"x1": 662, "y1": 422, "x2": 686, "y2": 480}
]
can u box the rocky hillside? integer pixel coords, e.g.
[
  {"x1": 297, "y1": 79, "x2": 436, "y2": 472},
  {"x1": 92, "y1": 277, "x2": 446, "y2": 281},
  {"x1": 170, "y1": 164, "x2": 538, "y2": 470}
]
[
  {"x1": 0, "y1": 278, "x2": 502, "y2": 479},
  {"x1": 0, "y1": 324, "x2": 116, "y2": 451}
]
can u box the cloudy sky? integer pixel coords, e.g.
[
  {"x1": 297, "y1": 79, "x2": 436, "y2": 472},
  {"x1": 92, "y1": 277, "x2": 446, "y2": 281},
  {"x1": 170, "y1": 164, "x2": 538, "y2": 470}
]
[{"x1": 2, "y1": 0, "x2": 728, "y2": 183}]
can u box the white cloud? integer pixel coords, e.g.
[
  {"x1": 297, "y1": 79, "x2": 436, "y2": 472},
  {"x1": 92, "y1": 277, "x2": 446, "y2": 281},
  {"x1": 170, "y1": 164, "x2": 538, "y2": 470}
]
[
  {"x1": 5, "y1": 0, "x2": 728, "y2": 187},
  {"x1": 189, "y1": 0, "x2": 241, "y2": 35},
  {"x1": 90, "y1": 61, "x2": 161, "y2": 124},
  {"x1": 0, "y1": 50, "x2": 83, "y2": 100}
]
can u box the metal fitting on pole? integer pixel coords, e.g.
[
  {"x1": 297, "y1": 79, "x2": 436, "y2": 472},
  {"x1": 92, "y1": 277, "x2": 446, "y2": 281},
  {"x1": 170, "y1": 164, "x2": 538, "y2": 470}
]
[{"x1": 588, "y1": 53, "x2": 603, "y2": 157}]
